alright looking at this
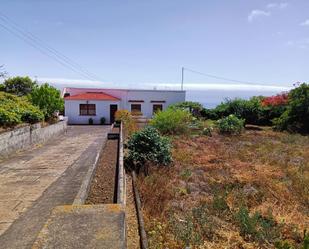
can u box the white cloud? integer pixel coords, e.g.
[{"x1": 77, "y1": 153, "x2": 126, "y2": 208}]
[
  {"x1": 248, "y1": 10, "x2": 271, "y2": 22},
  {"x1": 267, "y1": 2, "x2": 288, "y2": 9},
  {"x1": 158, "y1": 83, "x2": 291, "y2": 92},
  {"x1": 35, "y1": 77, "x2": 291, "y2": 92},
  {"x1": 300, "y1": 19, "x2": 309, "y2": 26}
]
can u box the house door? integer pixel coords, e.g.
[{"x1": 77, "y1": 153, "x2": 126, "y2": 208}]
[{"x1": 110, "y1": 105, "x2": 118, "y2": 124}]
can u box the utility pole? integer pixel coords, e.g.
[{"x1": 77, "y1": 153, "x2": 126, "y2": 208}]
[{"x1": 181, "y1": 67, "x2": 184, "y2": 90}]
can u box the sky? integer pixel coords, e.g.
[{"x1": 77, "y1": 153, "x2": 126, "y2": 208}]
[{"x1": 0, "y1": 0, "x2": 308, "y2": 106}]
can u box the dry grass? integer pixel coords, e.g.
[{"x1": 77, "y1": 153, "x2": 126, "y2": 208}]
[{"x1": 138, "y1": 129, "x2": 309, "y2": 249}]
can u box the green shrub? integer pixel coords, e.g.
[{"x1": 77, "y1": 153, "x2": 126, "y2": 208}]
[
  {"x1": 0, "y1": 92, "x2": 44, "y2": 127},
  {"x1": 0, "y1": 107, "x2": 21, "y2": 127},
  {"x1": 169, "y1": 101, "x2": 203, "y2": 117},
  {"x1": 21, "y1": 106, "x2": 45, "y2": 124},
  {"x1": 125, "y1": 126, "x2": 172, "y2": 174},
  {"x1": 100, "y1": 117, "x2": 106, "y2": 125},
  {"x1": 150, "y1": 108, "x2": 193, "y2": 135},
  {"x1": 201, "y1": 108, "x2": 219, "y2": 120},
  {"x1": 274, "y1": 83, "x2": 309, "y2": 133},
  {"x1": 88, "y1": 118, "x2": 94, "y2": 125},
  {"x1": 203, "y1": 97, "x2": 286, "y2": 126},
  {"x1": 216, "y1": 114, "x2": 244, "y2": 135}
]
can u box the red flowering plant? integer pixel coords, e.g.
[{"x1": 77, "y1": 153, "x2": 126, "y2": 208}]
[
  {"x1": 259, "y1": 93, "x2": 289, "y2": 125},
  {"x1": 261, "y1": 93, "x2": 288, "y2": 107}
]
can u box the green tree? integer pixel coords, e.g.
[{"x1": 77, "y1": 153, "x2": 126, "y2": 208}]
[
  {"x1": 274, "y1": 83, "x2": 309, "y2": 133},
  {"x1": 29, "y1": 83, "x2": 64, "y2": 120},
  {"x1": 2, "y1": 76, "x2": 37, "y2": 96}
]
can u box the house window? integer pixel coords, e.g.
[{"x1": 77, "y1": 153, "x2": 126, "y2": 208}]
[
  {"x1": 131, "y1": 104, "x2": 141, "y2": 113},
  {"x1": 153, "y1": 104, "x2": 163, "y2": 114},
  {"x1": 80, "y1": 104, "x2": 96, "y2": 116}
]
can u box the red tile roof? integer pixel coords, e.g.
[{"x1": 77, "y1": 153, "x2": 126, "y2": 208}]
[{"x1": 64, "y1": 92, "x2": 120, "y2": 101}]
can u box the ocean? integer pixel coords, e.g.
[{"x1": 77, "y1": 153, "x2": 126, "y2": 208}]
[
  {"x1": 185, "y1": 89, "x2": 288, "y2": 109},
  {"x1": 48, "y1": 81, "x2": 290, "y2": 109}
]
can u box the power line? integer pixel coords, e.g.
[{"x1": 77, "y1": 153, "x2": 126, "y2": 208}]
[
  {"x1": 183, "y1": 67, "x2": 272, "y2": 86},
  {"x1": 0, "y1": 22, "x2": 98, "y2": 81},
  {"x1": 0, "y1": 12, "x2": 105, "y2": 82}
]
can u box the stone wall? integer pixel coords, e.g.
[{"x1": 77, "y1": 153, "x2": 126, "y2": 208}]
[{"x1": 0, "y1": 118, "x2": 68, "y2": 157}]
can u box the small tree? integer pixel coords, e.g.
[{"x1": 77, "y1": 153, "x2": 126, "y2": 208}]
[
  {"x1": 2, "y1": 76, "x2": 37, "y2": 96},
  {"x1": 29, "y1": 83, "x2": 64, "y2": 120},
  {"x1": 126, "y1": 126, "x2": 172, "y2": 175}
]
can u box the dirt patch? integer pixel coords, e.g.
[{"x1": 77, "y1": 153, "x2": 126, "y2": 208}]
[
  {"x1": 126, "y1": 174, "x2": 140, "y2": 249},
  {"x1": 86, "y1": 139, "x2": 118, "y2": 204}
]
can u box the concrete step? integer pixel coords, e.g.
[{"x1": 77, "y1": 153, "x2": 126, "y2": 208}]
[{"x1": 32, "y1": 204, "x2": 126, "y2": 249}]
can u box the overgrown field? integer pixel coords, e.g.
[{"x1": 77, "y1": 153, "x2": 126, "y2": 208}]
[{"x1": 138, "y1": 129, "x2": 309, "y2": 248}]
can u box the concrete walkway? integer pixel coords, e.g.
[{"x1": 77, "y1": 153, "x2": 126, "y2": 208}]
[{"x1": 0, "y1": 125, "x2": 109, "y2": 249}]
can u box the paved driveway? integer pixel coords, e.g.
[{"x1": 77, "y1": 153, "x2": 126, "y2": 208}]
[{"x1": 0, "y1": 125, "x2": 109, "y2": 248}]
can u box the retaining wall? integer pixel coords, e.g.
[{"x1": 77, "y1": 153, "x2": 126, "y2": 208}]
[{"x1": 0, "y1": 118, "x2": 68, "y2": 157}]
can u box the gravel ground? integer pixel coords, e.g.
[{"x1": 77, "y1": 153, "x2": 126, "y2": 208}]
[
  {"x1": 86, "y1": 139, "x2": 118, "y2": 204},
  {"x1": 126, "y1": 174, "x2": 140, "y2": 249}
]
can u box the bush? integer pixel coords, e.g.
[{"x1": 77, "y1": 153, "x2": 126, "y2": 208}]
[
  {"x1": 115, "y1": 110, "x2": 137, "y2": 136},
  {"x1": 100, "y1": 117, "x2": 106, "y2": 125},
  {"x1": 0, "y1": 107, "x2": 21, "y2": 127},
  {"x1": 201, "y1": 108, "x2": 219, "y2": 120},
  {"x1": 216, "y1": 114, "x2": 244, "y2": 135},
  {"x1": 169, "y1": 101, "x2": 203, "y2": 117},
  {"x1": 0, "y1": 92, "x2": 44, "y2": 127},
  {"x1": 29, "y1": 83, "x2": 64, "y2": 120},
  {"x1": 88, "y1": 118, "x2": 94, "y2": 125},
  {"x1": 274, "y1": 83, "x2": 309, "y2": 133},
  {"x1": 126, "y1": 126, "x2": 172, "y2": 174},
  {"x1": 21, "y1": 106, "x2": 44, "y2": 124},
  {"x1": 203, "y1": 97, "x2": 287, "y2": 126},
  {"x1": 150, "y1": 108, "x2": 193, "y2": 135}
]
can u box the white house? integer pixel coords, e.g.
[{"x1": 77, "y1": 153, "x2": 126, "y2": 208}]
[{"x1": 63, "y1": 87, "x2": 186, "y2": 124}]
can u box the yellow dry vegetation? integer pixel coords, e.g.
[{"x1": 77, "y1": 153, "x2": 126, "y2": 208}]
[{"x1": 138, "y1": 129, "x2": 309, "y2": 249}]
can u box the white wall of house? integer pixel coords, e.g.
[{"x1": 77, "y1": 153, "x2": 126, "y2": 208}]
[
  {"x1": 63, "y1": 88, "x2": 186, "y2": 124},
  {"x1": 65, "y1": 100, "x2": 120, "y2": 124}
]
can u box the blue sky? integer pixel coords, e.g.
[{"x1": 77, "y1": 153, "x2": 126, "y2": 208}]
[{"x1": 0, "y1": 0, "x2": 308, "y2": 93}]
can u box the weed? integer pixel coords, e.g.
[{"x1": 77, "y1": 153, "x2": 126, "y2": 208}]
[
  {"x1": 169, "y1": 203, "x2": 215, "y2": 247},
  {"x1": 235, "y1": 206, "x2": 280, "y2": 244},
  {"x1": 212, "y1": 192, "x2": 229, "y2": 213}
]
